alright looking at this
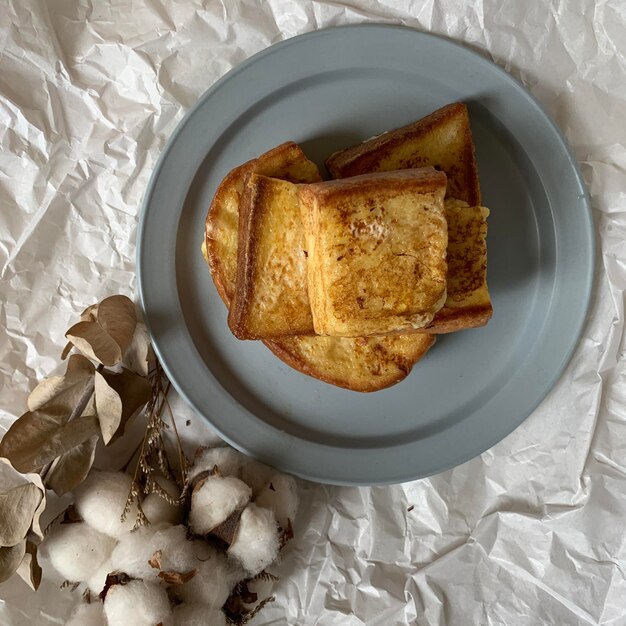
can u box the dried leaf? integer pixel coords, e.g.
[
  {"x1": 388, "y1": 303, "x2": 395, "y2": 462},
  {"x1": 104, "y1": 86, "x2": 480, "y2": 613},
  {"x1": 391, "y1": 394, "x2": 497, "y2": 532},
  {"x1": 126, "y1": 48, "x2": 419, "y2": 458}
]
[
  {"x1": 44, "y1": 435, "x2": 98, "y2": 496},
  {"x1": 16, "y1": 541, "x2": 42, "y2": 590},
  {"x1": 0, "y1": 484, "x2": 43, "y2": 547},
  {"x1": 100, "y1": 368, "x2": 151, "y2": 444},
  {"x1": 0, "y1": 540, "x2": 26, "y2": 584},
  {"x1": 94, "y1": 372, "x2": 123, "y2": 444},
  {"x1": 0, "y1": 412, "x2": 100, "y2": 473},
  {"x1": 27, "y1": 354, "x2": 95, "y2": 414},
  {"x1": 149, "y1": 550, "x2": 162, "y2": 570},
  {"x1": 210, "y1": 507, "x2": 243, "y2": 545},
  {"x1": 64, "y1": 297, "x2": 136, "y2": 366},
  {"x1": 124, "y1": 322, "x2": 151, "y2": 377},
  {"x1": 158, "y1": 569, "x2": 197, "y2": 584}
]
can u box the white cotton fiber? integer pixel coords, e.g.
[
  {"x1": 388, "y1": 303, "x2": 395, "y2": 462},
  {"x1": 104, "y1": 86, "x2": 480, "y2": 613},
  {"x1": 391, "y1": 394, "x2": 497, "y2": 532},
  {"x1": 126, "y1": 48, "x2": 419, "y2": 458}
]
[
  {"x1": 104, "y1": 580, "x2": 171, "y2": 626},
  {"x1": 66, "y1": 602, "x2": 106, "y2": 626},
  {"x1": 255, "y1": 473, "x2": 299, "y2": 529},
  {"x1": 168, "y1": 603, "x2": 227, "y2": 626},
  {"x1": 142, "y1": 476, "x2": 183, "y2": 526},
  {"x1": 189, "y1": 476, "x2": 251, "y2": 535},
  {"x1": 189, "y1": 446, "x2": 243, "y2": 480},
  {"x1": 239, "y1": 459, "x2": 275, "y2": 495},
  {"x1": 87, "y1": 557, "x2": 114, "y2": 595},
  {"x1": 110, "y1": 524, "x2": 197, "y2": 579},
  {"x1": 228, "y1": 504, "x2": 280, "y2": 576},
  {"x1": 74, "y1": 470, "x2": 138, "y2": 538},
  {"x1": 44, "y1": 522, "x2": 116, "y2": 582}
]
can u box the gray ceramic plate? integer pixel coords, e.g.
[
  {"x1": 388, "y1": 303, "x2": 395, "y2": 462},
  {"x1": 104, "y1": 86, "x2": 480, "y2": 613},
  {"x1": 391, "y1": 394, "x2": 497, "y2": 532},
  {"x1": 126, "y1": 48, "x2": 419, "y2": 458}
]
[{"x1": 138, "y1": 25, "x2": 593, "y2": 485}]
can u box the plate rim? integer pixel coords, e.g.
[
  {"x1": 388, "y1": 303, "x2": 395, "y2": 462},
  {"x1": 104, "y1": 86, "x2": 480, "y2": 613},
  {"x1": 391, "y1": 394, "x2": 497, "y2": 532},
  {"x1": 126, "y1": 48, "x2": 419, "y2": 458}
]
[{"x1": 137, "y1": 24, "x2": 595, "y2": 485}]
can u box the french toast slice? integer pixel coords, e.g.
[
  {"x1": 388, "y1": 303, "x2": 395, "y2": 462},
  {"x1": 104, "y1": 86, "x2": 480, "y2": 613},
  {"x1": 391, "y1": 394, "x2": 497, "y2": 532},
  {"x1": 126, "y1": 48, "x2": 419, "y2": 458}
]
[
  {"x1": 206, "y1": 141, "x2": 322, "y2": 305},
  {"x1": 228, "y1": 174, "x2": 314, "y2": 339},
  {"x1": 423, "y1": 200, "x2": 492, "y2": 333},
  {"x1": 300, "y1": 169, "x2": 448, "y2": 337},
  {"x1": 204, "y1": 143, "x2": 435, "y2": 391},
  {"x1": 325, "y1": 102, "x2": 481, "y2": 206}
]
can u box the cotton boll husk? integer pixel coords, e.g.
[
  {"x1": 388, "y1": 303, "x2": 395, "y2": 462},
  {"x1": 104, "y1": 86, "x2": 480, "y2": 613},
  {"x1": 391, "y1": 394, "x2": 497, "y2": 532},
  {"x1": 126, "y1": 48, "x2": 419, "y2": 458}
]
[
  {"x1": 111, "y1": 524, "x2": 198, "y2": 579},
  {"x1": 189, "y1": 446, "x2": 243, "y2": 480},
  {"x1": 173, "y1": 542, "x2": 241, "y2": 607},
  {"x1": 168, "y1": 603, "x2": 227, "y2": 626},
  {"x1": 189, "y1": 476, "x2": 251, "y2": 535},
  {"x1": 87, "y1": 557, "x2": 114, "y2": 595},
  {"x1": 142, "y1": 476, "x2": 182, "y2": 526},
  {"x1": 228, "y1": 504, "x2": 280, "y2": 576},
  {"x1": 74, "y1": 470, "x2": 138, "y2": 538},
  {"x1": 255, "y1": 473, "x2": 299, "y2": 529},
  {"x1": 104, "y1": 580, "x2": 171, "y2": 626},
  {"x1": 239, "y1": 459, "x2": 275, "y2": 495},
  {"x1": 66, "y1": 602, "x2": 106, "y2": 626},
  {"x1": 44, "y1": 522, "x2": 116, "y2": 582}
]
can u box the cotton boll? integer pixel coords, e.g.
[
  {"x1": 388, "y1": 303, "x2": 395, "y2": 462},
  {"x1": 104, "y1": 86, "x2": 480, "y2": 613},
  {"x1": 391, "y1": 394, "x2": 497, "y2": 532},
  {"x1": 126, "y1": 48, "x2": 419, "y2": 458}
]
[
  {"x1": 189, "y1": 476, "x2": 251, "y2": 535},
  {"x1": 66, "y1": 602, "x2": 106, "y2": 626},
  {"x1": 104, "y1": 580, "x2": 171, "y2": 626},
  {"x1": 142, "y1": 476, "x2": 182, "y2": 526},
  {"x1": 228, "y1": 504, "x2": 280, "y2": 576},
  {"x1": 111, "y1": 524, "x2": 197, "y2": 580},
  {"x1": 189, "y1": 446, "x2": 243, "y2": 480},
  {"x1": 74, "y1": 470, "x2": 138, "y2": 538},
  {"x1": 87, "y1": 557, "x2": 114, "y2": 595},
  {"x1": 44, "y1": 522, "x2": 116, "y2": 582},
  {"x1": 168, "y1": 603, "x2": 227, "y2": 626},
  {"x1": 255, "y1": 473, "x2": 299, "y2": 529},
  {"x1": 239, "y1": 459, "x2": 275, "y2": 495},
  {"x1": 173, "y1": 543, "x2": 234, "y2": 608}
]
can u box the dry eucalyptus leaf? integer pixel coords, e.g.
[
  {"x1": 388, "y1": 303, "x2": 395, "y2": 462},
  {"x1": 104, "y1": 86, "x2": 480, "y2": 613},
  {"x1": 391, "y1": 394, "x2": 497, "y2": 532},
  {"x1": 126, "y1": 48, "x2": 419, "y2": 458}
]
[
  {"x1": 16, "y1": 541, "x2": 42, "y2": 590},
  {"x1": 0, "y1": 484, "x2": 43, "y2": 547},
  {"x1": 98, "y1": 296, "x2": 137, "y2": 353},
  {"x1": 61, "y1": 306, "x2": 98, "y2": 359},
  {"x1": 27, "y1": 354, "x2": 95, "y2": 414},
  {"x1": 66, "y1": 321, "x2": 124, "y2": 366},
  {"x1": 0, "y1": 540, "x2": 26, "y2": 584},
  {"x1": 101, "y1": 368, "x2": 152, "y2": 444},
  {"x1": 44, "y1": 435, "x2": 98, "y2": 496},
  {"x1": 0, "y1": 411, "x2": 100, "y2": 473},
  {"x1": 94, "y1": 371, "x2": 123, "y2": 444},
  {"x1": 124, "y1": 322, "x2": 152, "y2": 377}
]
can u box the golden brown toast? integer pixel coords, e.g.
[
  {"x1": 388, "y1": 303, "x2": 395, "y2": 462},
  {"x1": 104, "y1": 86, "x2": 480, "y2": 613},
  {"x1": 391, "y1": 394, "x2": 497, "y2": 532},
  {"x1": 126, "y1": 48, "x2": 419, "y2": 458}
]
[
  {"x1": 325, "y1": 102, "x2": 481, "y2": 206},
  {"x1": 205, "y1": 142, "x2": 322, "y2": 305},
  {"x1": 204, "y1": 143, "x2": 435, "y2": 391},
  {"x1": 228, "y1": 174, "x2": 314, "y2": 339},
  {"x1": 423, "y1": 200, "x2": 492, "y2": 333},
  {"x1": 300, "y1": 169, "x2": 448, "y2": 337}
]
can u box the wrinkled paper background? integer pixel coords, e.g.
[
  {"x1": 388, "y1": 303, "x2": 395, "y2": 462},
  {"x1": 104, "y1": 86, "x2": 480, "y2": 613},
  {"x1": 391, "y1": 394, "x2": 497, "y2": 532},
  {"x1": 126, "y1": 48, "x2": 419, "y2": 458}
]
[{"x1": 1, "y1": 1, "x2": 625, "y2": 624}]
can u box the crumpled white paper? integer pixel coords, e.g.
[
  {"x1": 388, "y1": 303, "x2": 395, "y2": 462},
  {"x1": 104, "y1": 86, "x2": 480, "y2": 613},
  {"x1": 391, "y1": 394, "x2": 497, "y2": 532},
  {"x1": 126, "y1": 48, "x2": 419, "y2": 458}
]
[{"x1": 1, "y1": 1, "x2": 625, "y2": 624}]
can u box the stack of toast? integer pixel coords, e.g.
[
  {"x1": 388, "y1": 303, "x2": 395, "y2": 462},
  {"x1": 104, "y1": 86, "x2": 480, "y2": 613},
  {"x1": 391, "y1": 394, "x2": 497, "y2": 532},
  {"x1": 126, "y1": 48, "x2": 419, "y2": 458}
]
[{"x1": 203, "y1": 103, "x2": 492, "y2": 392}]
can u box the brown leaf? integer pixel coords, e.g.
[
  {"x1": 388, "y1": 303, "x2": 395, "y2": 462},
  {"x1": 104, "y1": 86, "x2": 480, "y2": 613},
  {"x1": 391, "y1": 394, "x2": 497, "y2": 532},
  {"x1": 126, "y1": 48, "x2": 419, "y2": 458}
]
[
  {"x1": 27, "y1": 354, "x2": 95, "y2": 415},
  {"x1": 64, "y1": 296, "x2": 136, "y2": 366},
  {"x1": 16, "y1": 541, "x2": 41, "y2": 590},
  {"x1": 149, "y1": 549, "x2": 162, "y2": 570},
  {"x1": 97, "y1": 296, "x2": 137, "y2": 356},
  {"x1": 94, "y1": 372, "x2": 123, "y2": 444},
  {"x1": 124, "y1": 322, "x2": 152, "y2": 377},
  {"x1": 210, "y1": 507, "x2": 243, "y2": 546},
  {"x1": 100, "y1": 368, "x2": 151, "y2": 444},
  {"x1": 44, "y1": 435, "x2": 98, "y2": 496},
  {"x1": 61, "y1": 306, "x2": 98, "y2": 359},
  {"x1": 0, "y1": 540, "x2": 26, "y2": 584},
  {"x1": 0, "y1": 412, "x2": 100, "y2": 473},
  {"x1": 0, "y1": 484, "x2": 43, "y2": 547},
  {"x1": 158, "y1": 568, "x2": 197, "y2": 584}
]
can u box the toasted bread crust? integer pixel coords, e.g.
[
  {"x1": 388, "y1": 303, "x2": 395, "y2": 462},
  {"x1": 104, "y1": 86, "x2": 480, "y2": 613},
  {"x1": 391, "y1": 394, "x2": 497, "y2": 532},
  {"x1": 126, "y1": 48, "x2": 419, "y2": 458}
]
[
  {"x1": 423, "y1": 303, "x2": 493, "y2": 334},
  {"x1": 325, "y1": 103, "x2": 481, "y2": 206},
  {"x1": 228, "y1": 174, "x2": 314, "y2": 339}
]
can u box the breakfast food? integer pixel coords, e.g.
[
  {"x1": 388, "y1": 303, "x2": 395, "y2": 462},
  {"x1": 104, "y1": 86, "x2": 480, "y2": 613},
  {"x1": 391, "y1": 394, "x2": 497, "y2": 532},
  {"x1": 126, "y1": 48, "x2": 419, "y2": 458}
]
[
  {"x1": 300, "y1": 169, "x2": 448, "y2": 337},
  {"x1": 228, "y1": 174, "x2": 313, "y2": 340},
  {"x1": 204, "y1": 143, "x2": 435, "y2": 392},
  {"x1": 203, "y1": 102, "x2": 491, "y2": 391},
  {"x1": 325, "y1": 102, "x2": 481, "y2": 206}
]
